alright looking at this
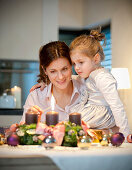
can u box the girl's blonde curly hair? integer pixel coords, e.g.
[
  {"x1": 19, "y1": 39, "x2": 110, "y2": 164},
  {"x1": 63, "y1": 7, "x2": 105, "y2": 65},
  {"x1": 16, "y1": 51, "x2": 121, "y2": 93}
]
[{"x1": 70, "y1": 28, "x2": 106, "y2": 61}]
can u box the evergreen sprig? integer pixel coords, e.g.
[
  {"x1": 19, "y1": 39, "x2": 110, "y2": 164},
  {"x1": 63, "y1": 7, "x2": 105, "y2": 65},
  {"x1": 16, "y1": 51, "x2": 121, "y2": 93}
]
[
  {"x1": 16, "y1": 122, "x2": 84, "y2": 146},
  {"x1": 62, "y1": 121, "x2": 83, "y2": 147}
]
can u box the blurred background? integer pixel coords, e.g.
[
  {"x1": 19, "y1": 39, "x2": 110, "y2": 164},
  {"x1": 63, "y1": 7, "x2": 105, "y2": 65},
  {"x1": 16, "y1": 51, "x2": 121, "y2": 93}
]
[{"x1": 0, "y1": 0, "x2": 132, "y2": 131}]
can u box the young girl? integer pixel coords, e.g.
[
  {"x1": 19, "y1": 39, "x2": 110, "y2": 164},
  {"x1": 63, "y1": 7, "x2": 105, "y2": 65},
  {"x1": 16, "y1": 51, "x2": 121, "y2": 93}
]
[
  {"x1": 30, "y1": 30, "x2": 130, "y2": 138},
  {"x1": 69, "y1": 29, "x2": 130, "y2": 138}
]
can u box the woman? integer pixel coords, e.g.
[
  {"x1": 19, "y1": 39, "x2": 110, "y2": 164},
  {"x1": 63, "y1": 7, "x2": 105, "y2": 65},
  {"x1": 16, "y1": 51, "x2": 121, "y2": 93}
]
[{"x1": 20, "y1": 41, "x2": 85, "y2": 123}]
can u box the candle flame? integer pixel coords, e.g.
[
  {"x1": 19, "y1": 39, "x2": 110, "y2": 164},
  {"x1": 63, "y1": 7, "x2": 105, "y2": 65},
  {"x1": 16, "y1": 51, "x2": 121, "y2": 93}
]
[{"x1": 51, "y1": 94, "x2": 55, "y2": 111}]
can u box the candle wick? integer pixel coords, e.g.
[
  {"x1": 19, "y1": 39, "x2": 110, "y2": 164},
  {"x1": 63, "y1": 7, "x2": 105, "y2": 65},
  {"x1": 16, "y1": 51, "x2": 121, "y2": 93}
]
[{"x1": 42, "y1": 107, "x2": 51, "y2": 112}]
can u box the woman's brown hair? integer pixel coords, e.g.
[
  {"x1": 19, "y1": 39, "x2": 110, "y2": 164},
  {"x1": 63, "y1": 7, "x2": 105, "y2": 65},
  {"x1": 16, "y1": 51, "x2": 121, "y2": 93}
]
[
  {"x1": 69, "y1": 29, "x2": 106, "y2": 61},
  {"x1": 38, "y1": 41, "x2": 71, "y2": 84}
]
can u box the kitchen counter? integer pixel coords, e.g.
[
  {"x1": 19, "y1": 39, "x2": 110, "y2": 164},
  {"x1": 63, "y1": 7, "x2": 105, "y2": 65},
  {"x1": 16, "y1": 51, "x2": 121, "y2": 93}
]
[
  {"x1": 0, "y1": 109, "x2": 23, "y2": 126},
  {"x1": 0, "y1": 109, "x2": 23, "y2": 115}
]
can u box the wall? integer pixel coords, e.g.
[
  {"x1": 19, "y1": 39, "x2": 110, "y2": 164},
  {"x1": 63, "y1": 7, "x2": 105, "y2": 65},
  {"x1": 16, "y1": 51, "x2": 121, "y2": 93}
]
[
  {"x1": 0, "y1": 0, "x2": 42, "y2": 60},
  {"x1": 42, "y1": 0, "x2": 58, "y2": 44},
  {"x1": 59, "y1": 0, "x2": 84, "y2": 28},
  {"x1": 0, "y1": 0, "x2": 58, "y2": 60},
  {"x1": 0, "y1": 0, "x2": 82, "y2": 61},
  {"x1": 0, "y1": 115, "x2": 21, "y2": 127},
  {"x1": 83, "y1": 0, "x2": 132, "y2": 131}
]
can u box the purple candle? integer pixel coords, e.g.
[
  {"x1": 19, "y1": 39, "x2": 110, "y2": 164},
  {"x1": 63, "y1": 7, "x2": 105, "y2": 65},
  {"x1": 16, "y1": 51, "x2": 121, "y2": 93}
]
[
  {"x1": 25, "y1": 113, "x2": 38, "y2": 125},
  {"x1": 69, "y1": 113, "x2": 81, "y2": 126},
  {"x1": 25, "y1": 108, "x2": 38, "y2": 124},
  {"x1": 46, "y1": 111, "x2": 59, "y2": 126}
]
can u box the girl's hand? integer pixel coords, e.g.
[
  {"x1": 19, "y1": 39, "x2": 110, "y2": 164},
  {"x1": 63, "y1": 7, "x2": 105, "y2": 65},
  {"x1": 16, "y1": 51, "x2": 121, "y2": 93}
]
[{"x1": 30, "y1": 82, "x2": 46, "y2": 92}]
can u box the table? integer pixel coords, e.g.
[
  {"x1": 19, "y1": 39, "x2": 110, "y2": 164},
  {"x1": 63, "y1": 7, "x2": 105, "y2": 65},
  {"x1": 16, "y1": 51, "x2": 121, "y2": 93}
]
[{"x1": 0, "y1": 143, "x2": 132, "y2": 170}]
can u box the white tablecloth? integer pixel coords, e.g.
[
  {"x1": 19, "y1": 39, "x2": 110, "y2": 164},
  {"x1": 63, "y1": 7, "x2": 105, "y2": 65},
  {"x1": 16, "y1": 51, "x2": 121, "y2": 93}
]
[{"x1": 0, "y1": 143, "x2": 132, "y2": 170}]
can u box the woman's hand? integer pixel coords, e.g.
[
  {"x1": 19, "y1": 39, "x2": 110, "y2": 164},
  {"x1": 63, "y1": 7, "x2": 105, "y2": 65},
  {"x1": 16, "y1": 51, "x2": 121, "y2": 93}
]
[
  {"x1": 31, "y1": 105, "x2": 43, "y2": 123},
  {"x1": 30, "y1": 82, "x2": 46, "y2": 92},
  {"x1": 30, "y1": 105, "x2": 43, "y2": 115}
]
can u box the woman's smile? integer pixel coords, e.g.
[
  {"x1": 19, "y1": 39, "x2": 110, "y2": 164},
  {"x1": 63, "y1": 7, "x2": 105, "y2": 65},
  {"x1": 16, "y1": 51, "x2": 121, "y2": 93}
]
[
  {"x1": 57, "y1": 79, "x2": 66, "y2": 85},
  {"x1": 45, "y1": 58, "x2": 72, "y2": 90}
]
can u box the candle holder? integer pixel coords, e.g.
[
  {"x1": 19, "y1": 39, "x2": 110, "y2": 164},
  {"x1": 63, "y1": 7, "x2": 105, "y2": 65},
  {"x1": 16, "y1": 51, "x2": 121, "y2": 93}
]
[
  {"x1": 69, "y1": 113, "x2": 81, "y2": 126},
  {"x1": 92, "y1": 129, "x2": 103, "y2": 143},
  {"x1": 46, "y1": 111, "x2": 59, "y2": 126}
]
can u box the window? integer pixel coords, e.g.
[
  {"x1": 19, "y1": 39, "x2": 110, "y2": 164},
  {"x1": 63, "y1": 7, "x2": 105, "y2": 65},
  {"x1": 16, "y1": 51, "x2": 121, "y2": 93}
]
[
  {"x1": 59, "y1": 25, "x2": 112, "y2": 73},
  {"x1": 0, "y1": 60, "x2": 39, "y2": 107},
  {"x1": 101, "y1": 26, "x2": 112, "y2": 70}
]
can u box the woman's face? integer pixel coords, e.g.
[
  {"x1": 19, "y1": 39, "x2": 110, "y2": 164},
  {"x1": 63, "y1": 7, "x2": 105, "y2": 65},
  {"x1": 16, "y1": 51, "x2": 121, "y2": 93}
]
[{"x1": 45, "y1": 58, "x2": 72, "y2": 90}]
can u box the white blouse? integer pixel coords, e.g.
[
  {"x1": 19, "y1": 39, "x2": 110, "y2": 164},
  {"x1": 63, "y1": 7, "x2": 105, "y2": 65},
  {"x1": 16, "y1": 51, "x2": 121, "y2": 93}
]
[{"x1": 20, "y1": 79, "x2": 84, "y2": 123}]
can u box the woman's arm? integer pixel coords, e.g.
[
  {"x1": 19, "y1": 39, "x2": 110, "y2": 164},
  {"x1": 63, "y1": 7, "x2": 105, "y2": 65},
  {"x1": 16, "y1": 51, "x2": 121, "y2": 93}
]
[{"x1": 20, "y1": 91, "x2": 41, "y2": 123}]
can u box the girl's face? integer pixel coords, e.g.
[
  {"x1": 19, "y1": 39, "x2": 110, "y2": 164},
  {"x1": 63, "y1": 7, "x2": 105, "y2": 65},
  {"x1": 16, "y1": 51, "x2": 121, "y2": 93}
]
[
  {"x1": 71, "y1": 50, "x2": 97, "y2": 78},
  {"x1": 45, "y1": 58, "x2": 72, "y2": 90}
]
